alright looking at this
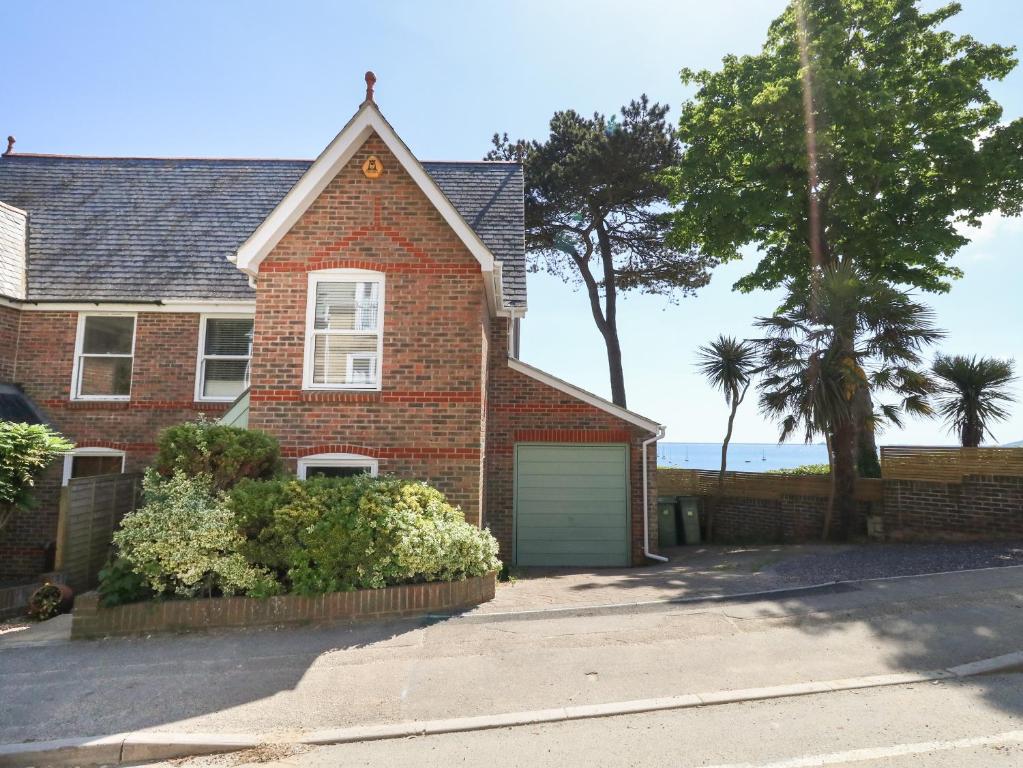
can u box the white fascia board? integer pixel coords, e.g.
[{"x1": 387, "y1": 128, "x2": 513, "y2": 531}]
[
  {"x1": 506, "y1": 357, "x2": 662, "y2": 434},
  {"x1": 232, "y1": 103, "x2": 498, "y2": 293},
  {"x1": 0, "y1": 297, "x2": 256, "y2": 313}
]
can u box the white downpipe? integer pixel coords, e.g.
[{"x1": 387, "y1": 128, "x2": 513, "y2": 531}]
[{"x1": 642, "y1": 425, "x2": 668, "y2": 562}]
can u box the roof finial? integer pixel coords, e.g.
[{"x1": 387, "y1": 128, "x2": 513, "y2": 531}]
[
  {"x1": 3, "y1": 136, "x2": 14, "y2": 156},
  {"x1": 363, "y1": 71, "x2": 376, "y2": 105}
]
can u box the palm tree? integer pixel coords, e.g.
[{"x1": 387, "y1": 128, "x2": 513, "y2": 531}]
[
  {"x1": 696, "y1": 335, "x2": 759, "y2": 541},
  {"x1": 931, "y1": 355, "x2": 1017, "y2": 447},
  {"x1": 756, "y1": 263, "x2": 942, "y2": 539}
]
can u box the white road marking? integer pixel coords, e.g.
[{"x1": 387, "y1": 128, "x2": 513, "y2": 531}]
[{"x1": 699, "y1": 729, "x2": 1023, "y2": 768}]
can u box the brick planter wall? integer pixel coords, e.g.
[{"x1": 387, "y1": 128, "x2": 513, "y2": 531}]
[{"x1": 71, "y1": 572, "x2": 496, "y2": 639}]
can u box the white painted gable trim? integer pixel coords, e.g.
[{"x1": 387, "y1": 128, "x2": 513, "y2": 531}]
[
  {"x1": 232, "y1": 103, "x2": 499, "y2": 294},
  {"x1": 506, "y1": 358, "x2": 662, "y2": 434}
]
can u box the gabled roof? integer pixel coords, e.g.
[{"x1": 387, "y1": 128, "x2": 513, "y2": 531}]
[
  {"x1": 0, "y1": 146, "x2": 525, "y2": 306},
  {"x1": 507, "y1": 358, "x2": 662, "y2": 434},
  {"x1": 234, "y1": 103, "x2": 520, "y2": 315}
]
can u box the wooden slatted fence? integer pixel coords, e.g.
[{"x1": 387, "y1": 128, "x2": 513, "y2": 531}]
[
  {"x1": 658, "y1": 468, "x2": 883, "y2": 502},
  {"x1": 880, "y1": 446, "x2": 1023, "y2": 483},
  {"x1": 55, "y1": 473, "x2": 142, "y2": 593}
]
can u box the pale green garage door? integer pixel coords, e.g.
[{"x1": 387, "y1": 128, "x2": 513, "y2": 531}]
[{"x1": 514, "y1": 444, "x2": 630, "y2": 567}]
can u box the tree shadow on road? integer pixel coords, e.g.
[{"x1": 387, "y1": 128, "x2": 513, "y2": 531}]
[{"x1": 0, "y1": 613, "x2": 448, "y2": 744}]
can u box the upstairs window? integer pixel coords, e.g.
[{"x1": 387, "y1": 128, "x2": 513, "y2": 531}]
[
  {"x1": 73, "y1": 314, "x2": 136, "y2": 400},
  {"x1": 304, "y1": 270, "x2": 384, "y2": 390},
  {"x1": 196, "y1": 316, "x2": 254, "y2": 401}
]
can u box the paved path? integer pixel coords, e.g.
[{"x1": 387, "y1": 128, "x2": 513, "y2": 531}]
[
  {"x1": 1, "y1": 565, "x2": 1021, "y2": 747},
  {"x1": 478, "y1": 541, "x2": 1023, "y2": 613},
  {"x1": 155, "y1": 673, "x2": 1023, "y2": 768}
]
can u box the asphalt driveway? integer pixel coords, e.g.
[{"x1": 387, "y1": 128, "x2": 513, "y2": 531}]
[{"x1": 478, "y1": 540, "x2": 1023, "y2": 614}]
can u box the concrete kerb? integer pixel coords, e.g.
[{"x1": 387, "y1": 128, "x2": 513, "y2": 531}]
[{"x1": 2, "y1": 652, "x2": 1020, "y2": 767}]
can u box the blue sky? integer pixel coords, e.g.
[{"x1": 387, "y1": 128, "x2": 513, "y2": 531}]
[{"x1": 5, "y1": 0, "x2": 1022, "y2": 445}]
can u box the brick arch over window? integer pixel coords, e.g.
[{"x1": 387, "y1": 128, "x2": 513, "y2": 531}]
[{"x1": 296, "y1": 451, "x2": 379, "y2": 479}]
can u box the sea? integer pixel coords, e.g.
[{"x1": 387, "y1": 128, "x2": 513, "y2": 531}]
[{"x1": 658, "y1": 442, "x2": 829, "y2": 472}]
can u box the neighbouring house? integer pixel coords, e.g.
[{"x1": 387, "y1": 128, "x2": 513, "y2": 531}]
[{"x1": 0, "y1": 76, "x2": 663, "y2": 580}]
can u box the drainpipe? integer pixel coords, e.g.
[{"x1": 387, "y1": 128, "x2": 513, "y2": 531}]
[{"x1": 642, "y1": 425, "x2": 668, "y2": 562}]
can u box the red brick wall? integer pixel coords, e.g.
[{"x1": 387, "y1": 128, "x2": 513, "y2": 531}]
[
  {"x1": 485, "y1": 318, "x2": 658, "y2": 565},
  {"x1": 0, "y1": 303, "x2": 19, "y2": 381},
  {"x1": 1, "y1": 310, "x2": 228, "y2": 580},
  {"x1": 882, "y1": 475, "x2": 1023, "y2": 539},
  {"x1": 697, "y1": 495, "x2": 872, "y2": 543},
  {"x1": 247, "y1": 133, "x2": 488, "y2": 521}
]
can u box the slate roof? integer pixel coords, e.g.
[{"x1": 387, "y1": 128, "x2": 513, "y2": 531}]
[{"x1": 0, "y1": 154, "x2": 526, "y2": 306}]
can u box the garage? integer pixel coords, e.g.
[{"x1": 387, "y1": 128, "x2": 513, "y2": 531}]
[{"x1": 514, "y1": 444, "x2": 630, "y2": 567}]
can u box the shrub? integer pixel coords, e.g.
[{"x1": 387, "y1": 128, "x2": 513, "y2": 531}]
[
  {"x1": 765, "y1": 463, "x2": 831, "y2": 476},
  {"x1": 110, "y1": 470, "x2": 277, "y2": 599},
  {"x1": 153, "y1": 418, "x2": 281, "y2": 491},
  {"x1": 97, "y1": 557, "x2": 155, "y2": 607},
  {"x1": 228, "y1": 475, "x2": 501, "y2": 594},
  {"x1": 0, "y1": 422, "x2": 74, "y2": 531}
]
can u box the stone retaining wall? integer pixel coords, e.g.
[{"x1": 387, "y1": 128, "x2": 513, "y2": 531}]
[{"x1": 71, "y1": 572, "x2": 496, "y2": 639}]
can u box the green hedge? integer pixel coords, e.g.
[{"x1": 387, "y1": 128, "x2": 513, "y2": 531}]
[
  {"x1": 228, "y1": 475, "x2": 501, "y2": 594},
  {"x1": 101, "y1": 471, "x2": 501, "y2": 603},
  {"x1": 152, "y1": 419, "x2": 281, "y2": 491},
  {"x1": 765, "y1": 463, "x2": 831, "y2": 475}
]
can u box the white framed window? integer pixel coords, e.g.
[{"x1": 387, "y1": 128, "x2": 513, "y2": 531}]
[
  {"x1": 71, "y1": 314, "x2": 136, "y2": 400},
  {"x1": 62, "y1": 448, "x2": 126, "y2": 485},
  {"x1": 303, "y1": 269, "x2": 384, "y2": 390},
  {"x1": 195, "y1": 315, "x2": 254, "y2": 402},
  {"x1": 297, "y1": 453, "x2": 379, "y2": 480}
]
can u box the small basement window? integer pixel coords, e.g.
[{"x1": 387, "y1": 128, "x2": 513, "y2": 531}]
[
  {"x1": 297, "y1": 453, "x2": 379, "y2": 480},
  {"x1": 62, "y1": 448, "x2": 126, "y2": 485},
  {"x1": 303, "y1": 270, "x2": 384, "y2": 390},
  {"x1": 196, "y1": 316, "x2": 254, "y2": 401},
  {"x1": 72, "y1": 314, "x2": 136, "y2": 400}
]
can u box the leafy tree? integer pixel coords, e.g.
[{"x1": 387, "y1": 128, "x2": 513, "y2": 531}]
[
  {"x1": 931, "y1": 354, "x2": 1017, "y2": 447},
  {"x1": 0, "y1": 422, "x2": 73, "y2": 532},
  {"x1": 488, "y1": 97, "x2": 717, "y2": 407},
  {"x1": 665, "y1": 0, "x2": 1023, "y2": 468},
  {"x1": 696, "y1": 335, "x2": 760, "y2": 540},
  {"x1": 756, "y1": 264, "x2": 941, "y2": 538}
]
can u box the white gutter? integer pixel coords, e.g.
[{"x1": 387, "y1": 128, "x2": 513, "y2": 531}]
[{"x1": 642, "y1": 425, "x2": 668, "y2": 562}]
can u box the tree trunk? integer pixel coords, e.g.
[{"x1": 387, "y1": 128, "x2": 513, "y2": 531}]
[
  {"x1": 822, "y1": 432, "x2": 835, "y2": 540},
  {"x1": 593, "y1": 210, "x2": 627, "y2": 407},
  {"x1": 570, "y1": 214, "x2": 629, "y2": 408},
  {"x1": 602, "y1": 322, "x2": 628, "y2": 408},
  {"x1": 711, "y1": 384, "x2": 745, "y2": 543},
  {"x1": 830, "y1": 420, "x2": 858, "y2": 540},
  {"x1": 853, "y1": 386, "x2": 881, "y2": 477}
]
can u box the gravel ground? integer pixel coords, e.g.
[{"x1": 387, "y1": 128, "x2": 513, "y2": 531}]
[{"x1": 762, "y1": 541, "x2": 1023, "y2": 586}]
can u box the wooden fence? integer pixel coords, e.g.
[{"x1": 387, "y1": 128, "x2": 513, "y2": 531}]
[
  {"x1": 658, "y1": 467, "x2": 883, "y2": 502},
  {"x1": 55, "y1": 473, "x2": 142, "y2": 593},
  {"x1": 880, "y1": 446, "x2": 1023, "y2": 483}
]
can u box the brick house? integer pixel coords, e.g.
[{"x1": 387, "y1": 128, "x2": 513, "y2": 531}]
[{"x1": 0, "y1": 83, "x2": 663, "y2": 581}]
